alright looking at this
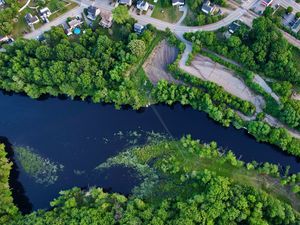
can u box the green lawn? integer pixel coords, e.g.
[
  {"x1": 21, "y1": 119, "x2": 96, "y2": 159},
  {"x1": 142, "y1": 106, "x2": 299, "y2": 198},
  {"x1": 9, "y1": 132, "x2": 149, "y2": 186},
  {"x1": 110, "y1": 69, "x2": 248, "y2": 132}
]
[
  {"x1": 12, "y1": 8, "x2": 35, "y2": 38},
  {"x1": 48, "y1": 2, "x2": 78, "y2": 22},
  {"x1": 291, "y1": 46, "x2": 300, "y2": 71},
  {"x1": 150, "y1": 0, "x2": 183, "y2": 23}
]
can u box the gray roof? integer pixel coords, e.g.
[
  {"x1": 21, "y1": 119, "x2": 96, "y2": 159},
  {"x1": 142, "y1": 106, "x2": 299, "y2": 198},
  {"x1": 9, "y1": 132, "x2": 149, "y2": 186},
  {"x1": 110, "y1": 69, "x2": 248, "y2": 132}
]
[
  {"x1": 228, "y1": 22, "x2": 240, "y2": 33},
  {"x1": 119, "y1": 0, "x2": 132, "y2": 5},
  {"x1": 292, "y1": 19, "x2": 300, "y2": 32},
  {"x1": 202, "y1": 1, "x2": 215, "y2": 13},
  {"x1": 172, "y1": 0, "x2": 184, "y2": 4},
  {"x1": 25, "y1": 13, "x2": 39, "y2": 24},
  {"x1": 87, "y1": 6, "x2": 98, "y2": 16},
  {"x1": 134, "y1": 23, "x2": 144, "y2": 32}
]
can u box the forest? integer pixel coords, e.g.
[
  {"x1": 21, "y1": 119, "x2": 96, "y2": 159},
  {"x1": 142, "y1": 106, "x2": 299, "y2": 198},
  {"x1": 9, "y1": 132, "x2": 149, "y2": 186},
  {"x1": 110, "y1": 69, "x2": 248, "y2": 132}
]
[
  {"x1": 0, "y1": 20, "x2": 155, "y2": 109},
  {"x1": 2, "y1": 136, "x2": 300, "y2": 224}
]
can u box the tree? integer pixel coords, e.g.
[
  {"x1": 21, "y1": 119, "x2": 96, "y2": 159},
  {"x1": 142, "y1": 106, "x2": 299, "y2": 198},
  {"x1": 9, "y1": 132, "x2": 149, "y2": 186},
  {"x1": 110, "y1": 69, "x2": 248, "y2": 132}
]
[
  {"x1": 112, "y1": 6, "x2": 130, "y2": 24},
  {"x1": 296, "y1": 12, "x2": 300, "y2": 19},
  {"x1": 128, "y1": 39, "x2": 146, "y2": 57},
  {"x1": 286, "y1": 6, "x2": 293, "y2": 14}
]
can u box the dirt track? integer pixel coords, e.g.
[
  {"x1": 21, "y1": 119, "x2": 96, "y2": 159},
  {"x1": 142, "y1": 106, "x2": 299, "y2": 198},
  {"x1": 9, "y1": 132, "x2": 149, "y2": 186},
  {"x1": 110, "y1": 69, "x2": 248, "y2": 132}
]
[{"x1": 143, "y1": 40, "x2": 179, "y2": 85}]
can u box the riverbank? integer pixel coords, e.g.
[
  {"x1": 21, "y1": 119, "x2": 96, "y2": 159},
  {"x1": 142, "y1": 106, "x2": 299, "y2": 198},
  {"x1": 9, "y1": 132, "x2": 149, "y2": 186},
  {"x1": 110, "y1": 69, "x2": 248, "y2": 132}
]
[{"x1": 3, "y1": 137, "x2": 300, "y2": 224}]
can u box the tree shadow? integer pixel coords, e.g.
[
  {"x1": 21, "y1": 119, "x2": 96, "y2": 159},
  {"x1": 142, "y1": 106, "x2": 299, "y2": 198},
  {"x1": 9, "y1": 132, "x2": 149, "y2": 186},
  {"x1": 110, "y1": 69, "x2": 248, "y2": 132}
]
[{"x1": 0, "y1": 136, "x2": 33, "y2": 214}]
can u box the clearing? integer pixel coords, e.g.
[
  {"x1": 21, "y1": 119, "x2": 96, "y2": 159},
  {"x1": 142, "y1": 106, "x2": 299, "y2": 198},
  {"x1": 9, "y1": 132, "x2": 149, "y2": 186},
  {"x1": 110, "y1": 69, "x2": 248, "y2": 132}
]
[
  {"x1": 183, "y1": 54, "x2": 265, "y2": 112},
  {"x1": 143, "y1": 40, "x2": 179, "y2": 84}
]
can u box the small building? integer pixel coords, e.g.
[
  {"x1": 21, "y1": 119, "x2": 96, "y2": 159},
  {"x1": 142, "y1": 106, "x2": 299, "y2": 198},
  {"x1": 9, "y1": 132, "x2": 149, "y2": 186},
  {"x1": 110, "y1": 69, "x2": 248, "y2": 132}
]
[
  {"x1": 100, "y1": 10, "x2": 113, "y2": 28},
  {"x1": 0, "y1": 0, "x2": 5, "y2": 6},
  {"x1": 172, "y1": 0, "x2": 184, "y2": 6},
  {"x1": 25, "y1": 13, "x2": 39, "y2": 26},
  {"x1": 201, "y1": 1, "x2": 216, "y2": 15},
  {"x1": 87, "y1": 6, "x2": 101, "y2": 20},
  {"x1": 0, "y1": 35, "x2": 9, "y2": 43},
  {"x1": 119, "y1": 0, "x2": 132, "y2": 6},
  {"x1": 261, "y1": 0, "x2": 273, "y2": 7},
  {"x1": 134, "y1": 23, "x2": 145, "y2": 34},
  {"x1": 137, "y1": 0, "x2": 149, "y2": 11},
  {"x1": 228, "y1": 21, "x2": 240, "y2": 34},
  {"x1": 68, "y1": 18, "x2": 83, "y2": 30},
  {"x1": 39, "y1": 7, "x2": 51, "y2": 17},
  {"x1": 292, "y1": 19, "x2": 300, "y2": 33}
]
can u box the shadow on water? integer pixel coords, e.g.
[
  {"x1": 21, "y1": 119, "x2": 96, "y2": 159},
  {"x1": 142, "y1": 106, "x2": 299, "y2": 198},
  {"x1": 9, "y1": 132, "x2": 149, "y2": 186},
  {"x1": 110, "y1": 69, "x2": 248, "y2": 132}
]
[{"x1": 0, "y1": 136, "x2": 33, "y2": 214}]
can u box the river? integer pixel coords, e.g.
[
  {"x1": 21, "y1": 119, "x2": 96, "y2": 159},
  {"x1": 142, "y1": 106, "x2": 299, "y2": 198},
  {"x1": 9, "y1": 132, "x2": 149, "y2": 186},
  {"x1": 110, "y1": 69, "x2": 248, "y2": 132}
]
[{"x1": 0, "y1": 92, "x2": 299, "y2": 213}]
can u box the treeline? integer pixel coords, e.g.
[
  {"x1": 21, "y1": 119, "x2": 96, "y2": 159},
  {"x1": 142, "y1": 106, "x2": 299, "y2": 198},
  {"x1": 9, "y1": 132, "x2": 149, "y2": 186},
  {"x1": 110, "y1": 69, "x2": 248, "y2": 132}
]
[
  {"x1": 6, "y1": 137, "x2": 300, "y2": 224},
  {"x1": 0, "y1": 143, "x2": 19, "y2": 224},
  {"x1": 184, "y1": 16, "x2": 300, "y2": 85},
  {"x1": 0, "y1": 24, "x2": 154, "y2": 109}
]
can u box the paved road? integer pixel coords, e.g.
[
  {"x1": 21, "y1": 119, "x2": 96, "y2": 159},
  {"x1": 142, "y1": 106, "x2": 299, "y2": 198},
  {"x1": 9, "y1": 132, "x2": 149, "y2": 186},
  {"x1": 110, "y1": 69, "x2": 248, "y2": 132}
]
[{"x1": 23, "y1": 6, "x2": 84, "y2": 39}]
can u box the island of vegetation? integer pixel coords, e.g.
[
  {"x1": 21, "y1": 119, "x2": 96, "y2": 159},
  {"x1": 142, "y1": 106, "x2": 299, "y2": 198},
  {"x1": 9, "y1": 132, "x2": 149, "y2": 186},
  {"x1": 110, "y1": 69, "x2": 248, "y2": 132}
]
[{"x1": 1, "y1": 136, "x2": 300, "y2": 224}]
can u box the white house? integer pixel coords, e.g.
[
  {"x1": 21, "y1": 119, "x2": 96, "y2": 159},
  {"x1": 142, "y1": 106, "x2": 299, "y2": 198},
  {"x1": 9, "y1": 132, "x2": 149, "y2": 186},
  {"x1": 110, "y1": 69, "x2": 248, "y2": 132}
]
[
  {"x1": 119, "y1": 0, "x2": 132, "y2": 6},
  {"x1": 172, "y1": 0, "x2": 184, "y2": 6},
  {"x1": 201, "y1": 1, "x2": 216, "y2": 14},
  {"x1": 137, "y1": 0, "x2": 149, "y2": 11}
]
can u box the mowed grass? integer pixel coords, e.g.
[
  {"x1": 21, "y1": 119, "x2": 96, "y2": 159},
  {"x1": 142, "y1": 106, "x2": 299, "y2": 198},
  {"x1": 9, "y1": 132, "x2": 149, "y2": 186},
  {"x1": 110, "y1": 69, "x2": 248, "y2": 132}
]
[
  {"x1": 150, "y1": 0, "x2": 183, "y2": 23},
  {"x1": 48, "y1": 2, "x2": 78, "y2": 21},
  {"x1": 291, "y1": 46, "x2": 300, "y2": 71}
]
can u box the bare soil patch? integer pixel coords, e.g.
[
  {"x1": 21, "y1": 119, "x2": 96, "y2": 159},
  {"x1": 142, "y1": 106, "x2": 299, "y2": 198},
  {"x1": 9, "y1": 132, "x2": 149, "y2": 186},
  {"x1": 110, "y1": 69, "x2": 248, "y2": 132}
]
[{"x1": 143, "y1": 40, "x2": 179, "y2": 85}]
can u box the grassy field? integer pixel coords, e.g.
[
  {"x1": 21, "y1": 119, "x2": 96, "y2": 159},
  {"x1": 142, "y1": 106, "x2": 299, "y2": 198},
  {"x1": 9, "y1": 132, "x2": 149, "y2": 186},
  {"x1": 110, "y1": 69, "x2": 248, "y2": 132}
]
[
  {"x1": 150, "y1": 0, "x2": 183, "y2": 23},
  {"x1": 48, "y1": 2, "x2": 78, "y2": 21},
  {"x1": 291, "y1": 46, "x2": 300, "y2": 71}
]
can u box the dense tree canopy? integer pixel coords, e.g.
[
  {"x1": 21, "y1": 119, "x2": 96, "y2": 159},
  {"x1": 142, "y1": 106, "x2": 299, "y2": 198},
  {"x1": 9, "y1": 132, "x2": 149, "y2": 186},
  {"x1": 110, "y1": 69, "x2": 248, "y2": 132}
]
[{"x1": 0, "y1": 24, "x2": 153, "y2": 109}]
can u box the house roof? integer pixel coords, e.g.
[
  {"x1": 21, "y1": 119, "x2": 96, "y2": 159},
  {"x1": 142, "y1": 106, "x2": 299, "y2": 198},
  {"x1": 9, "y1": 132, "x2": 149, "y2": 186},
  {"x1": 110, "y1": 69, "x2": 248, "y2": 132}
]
[
  {"x1": 87, "y1": 6, "x2": 99, "y2": 16},
  {"x1": 134, "y1": 23, "x2": 144, "y2": 32},
  {"x1": 137, "y1": 0, "x2": 149, "y2": 10},
  {"x1": 202, "y1": 1, "x2": 215, "y2": 13},
  {"x1": 40, "y1": 7, "x2": 51, "y2": 14},
  {"x1": 292, "y1": 19, "x2": 300, "y2": 32},
  {"x1": 68, "y1": 18, "x2": 82, "y2": 28},
  {"x1": 172, "y1": 0, "x2": 184, "y2": 4},
  {"x1": 101, "y1": 10, "x2": 112, "y2": 21},
  {"x1": 228, "y1": 21, "x2": 240, "y2": 33},
  {"x1": 25, "y1": 13, "x2": 39, "y2": 24},
  {"x1": 119, "y1": 0, "x2": 132, "y2": 5}
]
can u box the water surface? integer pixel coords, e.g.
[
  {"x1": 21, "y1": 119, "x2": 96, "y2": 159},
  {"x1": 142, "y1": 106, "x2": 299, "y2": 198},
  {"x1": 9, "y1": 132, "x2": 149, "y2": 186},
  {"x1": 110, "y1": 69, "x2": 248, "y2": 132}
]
[{"x1": 0, "y1": 92, "x2": 299, "y2": 212}]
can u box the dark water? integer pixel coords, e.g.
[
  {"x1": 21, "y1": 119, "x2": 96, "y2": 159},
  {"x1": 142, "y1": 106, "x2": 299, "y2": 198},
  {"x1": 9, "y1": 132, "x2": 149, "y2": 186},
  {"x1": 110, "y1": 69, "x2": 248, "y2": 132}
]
[{"x1": 0, "y1": 92, "x2": 300, "y2": 212}]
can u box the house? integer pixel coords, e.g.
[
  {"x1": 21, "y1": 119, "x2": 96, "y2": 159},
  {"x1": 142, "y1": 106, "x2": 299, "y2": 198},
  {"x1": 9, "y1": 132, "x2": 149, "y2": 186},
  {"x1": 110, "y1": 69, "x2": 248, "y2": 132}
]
[
  {"x1": 261, "y1": 0, "x2": 273, "y2": 7},
  {"x1": 39, "y1": 7, "x2": 51, "y2": 17},
  {"x1": 0, "y1": 35, "x2": 9, "y2": 43},
  {"x1": 119, "y1": 0, "x2": 132, "y2": 6},
  {"x1": 68, "y1": 18, "x2": 83, "y2": 30},
  {"x1": 100, "y1": 10, "x2": 113, "y2": 28},
  {"x1": 87, "y1": 6, "x2": 101, "y2": 20},
  {"x1": 228, "y1": 21, "x2": 240, "y2": 34},
  {"x1": 292, "y1": 19, "x2": 300, "y2": 33},
  {"x1": 201, "y1": 1, "x2": 216, "y2": 14},
  {"x1": 25, "y1": 13, "x2": 39, "y2": 26},
  {"x1": 137, "y1": 0, "x2": 149, "y2": 11},
  {"x1": 172, "y1": 0, "x2": 184, "y2": 6},
  {"x1": 134, "y1": 23, "x2": 145, "y2": 34}
]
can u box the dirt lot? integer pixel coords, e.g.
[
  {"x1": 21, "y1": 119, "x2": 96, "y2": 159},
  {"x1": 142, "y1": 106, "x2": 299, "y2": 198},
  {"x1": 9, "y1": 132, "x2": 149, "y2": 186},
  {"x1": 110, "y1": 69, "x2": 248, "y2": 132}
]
[
  {"x1": 143, "y1": 40, "x2": 179, "y2": 85},
  {"x1": 187, "y1": 54, "x2": 265, "y2": 111}
]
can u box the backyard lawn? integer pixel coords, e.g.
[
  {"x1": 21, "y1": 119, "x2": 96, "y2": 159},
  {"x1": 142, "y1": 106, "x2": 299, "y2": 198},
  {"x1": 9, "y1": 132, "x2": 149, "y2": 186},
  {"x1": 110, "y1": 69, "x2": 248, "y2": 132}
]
[{"x1": 149, "y1": 0, "x2": 183, "y2": 23}]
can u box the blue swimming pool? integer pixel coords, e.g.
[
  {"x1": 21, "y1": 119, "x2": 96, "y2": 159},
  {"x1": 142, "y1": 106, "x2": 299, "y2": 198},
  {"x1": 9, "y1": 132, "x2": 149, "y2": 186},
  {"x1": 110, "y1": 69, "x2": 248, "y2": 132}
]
[{"x1": 73, "y1": 27, "x2": 81, "y2": 35}]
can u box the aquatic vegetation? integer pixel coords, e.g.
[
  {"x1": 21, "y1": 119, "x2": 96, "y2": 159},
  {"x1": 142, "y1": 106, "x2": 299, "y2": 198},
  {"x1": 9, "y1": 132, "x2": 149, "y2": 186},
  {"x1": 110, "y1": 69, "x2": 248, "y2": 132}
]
[
  {"x1": 73, "y1": 170, "x2": 85, "y2": 176},
  {"x1": 14, "y1": 146, "x2": 64, "y2": 186},
  {"x1": 96, "y1": 149, "x2": 159, "y2": 198}
]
